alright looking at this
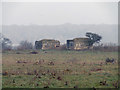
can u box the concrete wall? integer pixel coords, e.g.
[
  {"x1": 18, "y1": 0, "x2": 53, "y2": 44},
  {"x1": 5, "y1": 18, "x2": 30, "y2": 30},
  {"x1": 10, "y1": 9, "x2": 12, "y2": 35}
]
[
  {"x1": 67, "y1": 38, "x2": 90, "y2": 50},
  {"x1": 73, "y1": 38, "x2": 90, "y2": 50},
  {"x1": 35, "y1": 39, "x2": 60, "y2": 50}
]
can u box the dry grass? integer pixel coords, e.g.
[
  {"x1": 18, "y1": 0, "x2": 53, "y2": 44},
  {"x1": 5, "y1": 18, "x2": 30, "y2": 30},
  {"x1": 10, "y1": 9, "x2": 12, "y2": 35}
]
[{"x1": 2, "y1": 50, "x2": 118, "y2": 88}]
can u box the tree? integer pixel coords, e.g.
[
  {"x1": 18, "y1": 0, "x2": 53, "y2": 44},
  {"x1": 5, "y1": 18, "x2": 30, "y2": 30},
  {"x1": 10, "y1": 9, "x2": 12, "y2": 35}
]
[
  {"x1": 86, "y1": 32, "x2": 102, "y2": 46},
  {"x1": 0, "y1": 33, "x2": 12, "y2": 50},
  {"x1": 17, "y1": 40, "x2": 33, "y2": 50}
]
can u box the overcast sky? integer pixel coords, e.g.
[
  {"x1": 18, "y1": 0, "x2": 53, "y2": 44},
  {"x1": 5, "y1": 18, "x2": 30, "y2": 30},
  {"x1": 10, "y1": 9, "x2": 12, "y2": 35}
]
[
  {"x1": 1, "y1": 2, "x2": 118, "y2": 45},
  {"x1": 2, "y1": 2, "x2": 118, "y2": 25}
]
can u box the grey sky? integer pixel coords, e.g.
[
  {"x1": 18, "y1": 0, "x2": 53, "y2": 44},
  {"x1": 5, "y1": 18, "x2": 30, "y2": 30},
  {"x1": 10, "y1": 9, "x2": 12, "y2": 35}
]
[
  {"x1": 2, "y1": 2, "x2": 118, "y2": 25},
  {"x1": 2, "y1": 2, "x2": 118, "y2": 45}
]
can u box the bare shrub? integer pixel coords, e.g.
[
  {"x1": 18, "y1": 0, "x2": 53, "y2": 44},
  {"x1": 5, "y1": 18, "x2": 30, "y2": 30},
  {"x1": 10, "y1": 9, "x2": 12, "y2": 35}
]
[
  {"x1": 92, "y1": 43, "x2": 118, "y2": 52},
  {"x1": 17, "y1": 40, "x2": 33, "y2": 50}
]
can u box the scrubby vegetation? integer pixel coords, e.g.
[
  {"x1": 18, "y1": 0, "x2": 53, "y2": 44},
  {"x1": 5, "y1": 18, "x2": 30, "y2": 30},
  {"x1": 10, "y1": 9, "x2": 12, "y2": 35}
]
[{"x1": 2, "y1": 50, "x2": 118, "y2": 88}]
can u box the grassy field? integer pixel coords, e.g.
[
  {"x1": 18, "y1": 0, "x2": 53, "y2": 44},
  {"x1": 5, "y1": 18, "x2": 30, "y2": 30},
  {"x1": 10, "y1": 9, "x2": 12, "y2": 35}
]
[{"x1": 2, "y1": 50, "x2": 118, "y2": 88}]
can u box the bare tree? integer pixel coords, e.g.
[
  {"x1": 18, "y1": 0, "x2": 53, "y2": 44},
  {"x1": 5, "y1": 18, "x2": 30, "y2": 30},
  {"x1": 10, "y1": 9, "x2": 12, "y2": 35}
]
[
  {"x1": 0, "y1": 33, "x2": 12, "y2": 50},
  {"x1": 17, "y1": 40, "x2": 33, "y2": 50}
]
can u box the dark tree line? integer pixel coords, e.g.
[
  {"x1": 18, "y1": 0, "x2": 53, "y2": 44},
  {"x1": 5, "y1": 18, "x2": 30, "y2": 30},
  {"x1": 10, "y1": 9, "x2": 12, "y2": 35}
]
[
  {"x1": 1, "y1": 32, "x2": 118, "y2": 52},
  {"x1": 0, "y1": 32, "x2": 102, "y2": 50}
]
